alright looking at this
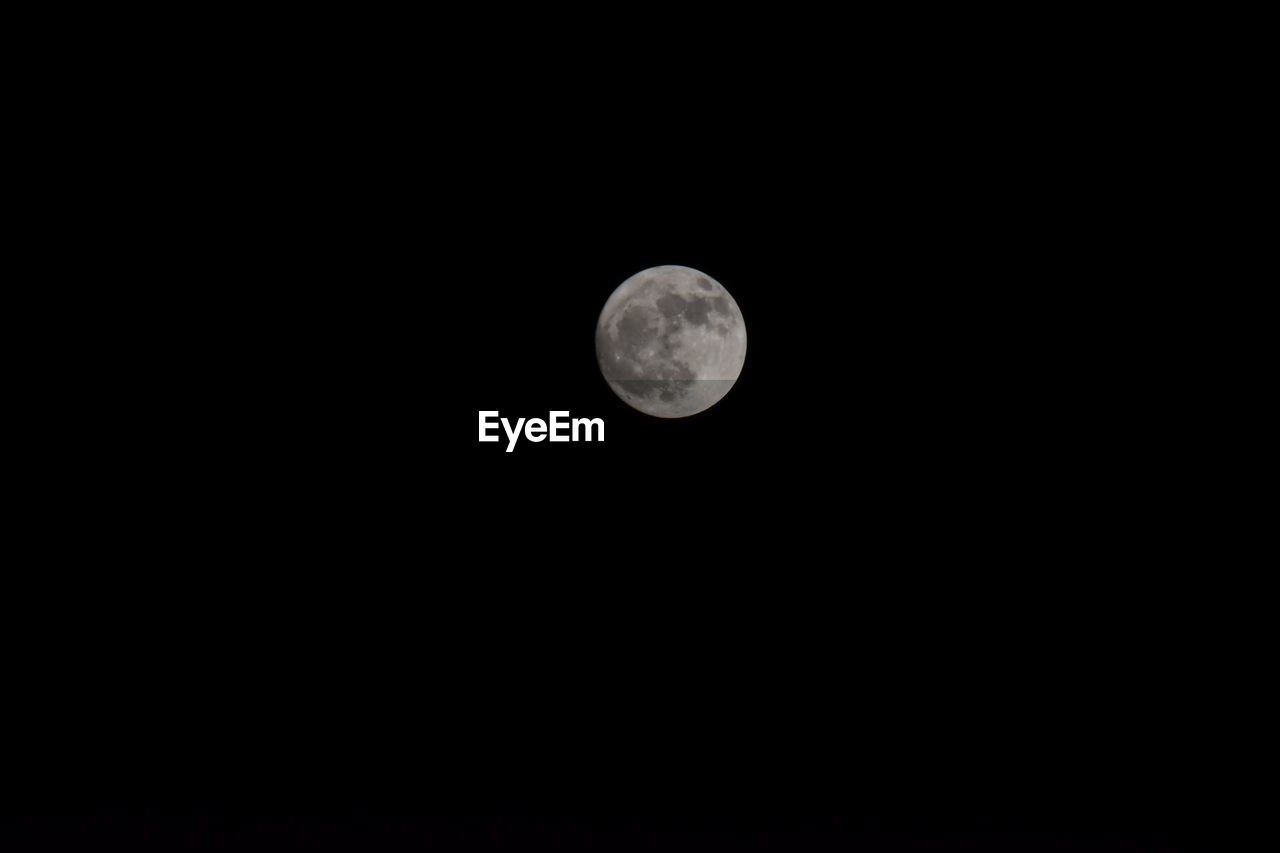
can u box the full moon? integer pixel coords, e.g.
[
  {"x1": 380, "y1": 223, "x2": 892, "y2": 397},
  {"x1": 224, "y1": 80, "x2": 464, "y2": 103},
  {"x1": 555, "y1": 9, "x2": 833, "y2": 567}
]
[{"x1": 596, "y1": 265, "x2": 747, "y2": 418}]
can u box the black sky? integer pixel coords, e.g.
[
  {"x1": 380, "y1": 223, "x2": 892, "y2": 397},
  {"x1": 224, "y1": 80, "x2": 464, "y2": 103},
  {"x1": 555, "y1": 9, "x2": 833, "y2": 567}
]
[
  {"x1": 12, "y1": 19, "x2": 1217, "y2": 851},
  {"x1": 452, "y1": 92, "x2": 1201, "y2": 849}
]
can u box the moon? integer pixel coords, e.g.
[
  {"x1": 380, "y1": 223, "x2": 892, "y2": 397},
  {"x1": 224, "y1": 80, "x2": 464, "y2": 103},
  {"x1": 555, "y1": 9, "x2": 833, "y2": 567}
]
[{"x1": 596, "y1": 265, "x2": 747, "y2": 418}]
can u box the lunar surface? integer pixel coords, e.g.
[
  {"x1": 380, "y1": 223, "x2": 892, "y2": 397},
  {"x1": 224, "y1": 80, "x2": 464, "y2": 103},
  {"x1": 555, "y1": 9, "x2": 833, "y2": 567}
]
[{"x1": 596, "y1": 265, "x2": 746, "y2": 418}]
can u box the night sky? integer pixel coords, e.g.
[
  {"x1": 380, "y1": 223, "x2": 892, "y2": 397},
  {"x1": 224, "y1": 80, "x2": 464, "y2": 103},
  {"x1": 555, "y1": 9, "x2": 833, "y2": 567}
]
[{"x1": 7, "y1": 13, "x2": 1215, "y2": 853}]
